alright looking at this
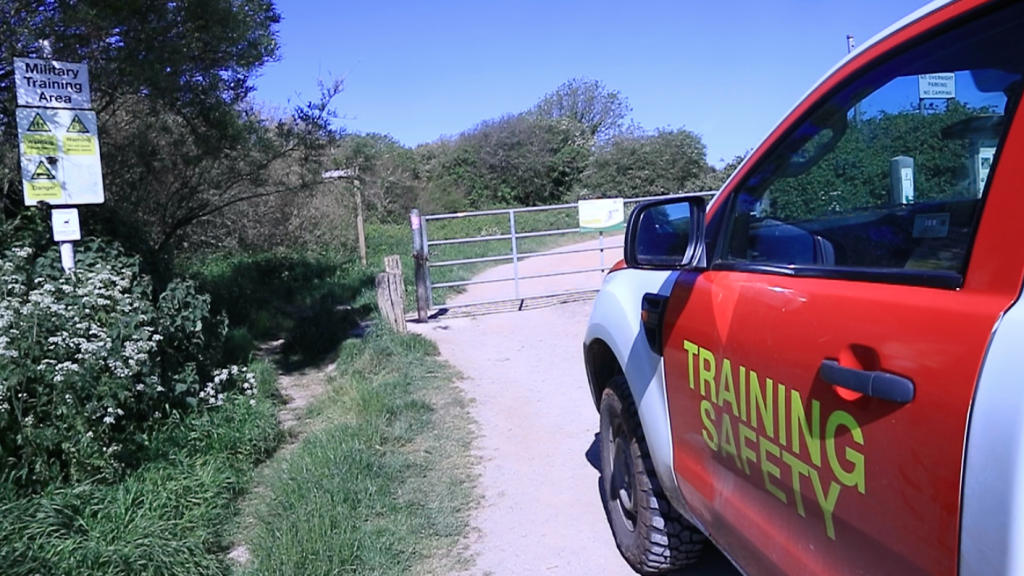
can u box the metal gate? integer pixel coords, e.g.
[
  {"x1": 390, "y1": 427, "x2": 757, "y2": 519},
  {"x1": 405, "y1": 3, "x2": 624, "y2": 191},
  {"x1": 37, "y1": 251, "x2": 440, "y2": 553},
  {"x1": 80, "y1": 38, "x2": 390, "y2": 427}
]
[{"x1": 409, "y1": 192, "x2": 715, "y2": 319}]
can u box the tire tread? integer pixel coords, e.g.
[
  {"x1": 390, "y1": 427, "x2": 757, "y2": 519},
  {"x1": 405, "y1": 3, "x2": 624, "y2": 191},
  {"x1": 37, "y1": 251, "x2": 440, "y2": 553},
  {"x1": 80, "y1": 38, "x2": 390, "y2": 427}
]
[{"x1": 601, "y1": 376, "x2": 706, "y2": 574}]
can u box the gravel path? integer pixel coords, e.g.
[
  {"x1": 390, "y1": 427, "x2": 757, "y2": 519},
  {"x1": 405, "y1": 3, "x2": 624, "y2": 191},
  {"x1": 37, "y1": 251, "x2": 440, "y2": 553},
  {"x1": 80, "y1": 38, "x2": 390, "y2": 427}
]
[{"x1": 411, "y1": 238, "x2": 740, "y2": 576}]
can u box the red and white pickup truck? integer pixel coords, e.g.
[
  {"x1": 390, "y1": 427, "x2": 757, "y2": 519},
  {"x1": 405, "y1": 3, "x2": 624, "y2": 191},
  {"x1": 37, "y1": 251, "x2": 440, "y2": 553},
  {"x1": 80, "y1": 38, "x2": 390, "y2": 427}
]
[{"x1": 583, "y1": 1, "x2": 1024, "y2": 574}]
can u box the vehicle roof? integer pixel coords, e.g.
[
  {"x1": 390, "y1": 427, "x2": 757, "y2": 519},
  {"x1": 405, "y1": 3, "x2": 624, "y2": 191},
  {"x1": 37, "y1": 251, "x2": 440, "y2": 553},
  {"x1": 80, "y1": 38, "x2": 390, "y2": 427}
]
[{"x1": 811, "y1": 0, "x2": 956, "y2": 102}]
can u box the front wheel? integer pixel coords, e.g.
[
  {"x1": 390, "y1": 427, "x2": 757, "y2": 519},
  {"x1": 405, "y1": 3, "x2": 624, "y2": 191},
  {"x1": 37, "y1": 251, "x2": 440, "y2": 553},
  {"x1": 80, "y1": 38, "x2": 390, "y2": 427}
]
[{"x1": 599, "y1": 376, "x2": 705, "y2": 574}]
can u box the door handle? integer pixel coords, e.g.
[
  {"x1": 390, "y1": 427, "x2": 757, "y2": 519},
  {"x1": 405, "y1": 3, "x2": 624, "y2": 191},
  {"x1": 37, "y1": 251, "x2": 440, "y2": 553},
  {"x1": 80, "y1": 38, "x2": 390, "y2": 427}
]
[
  {"x1": 819, "y1": 360, "x2": 915, "y2": 403},
  {"x1": 641, "y1": 293, "x2": 669, "y2": 356}
]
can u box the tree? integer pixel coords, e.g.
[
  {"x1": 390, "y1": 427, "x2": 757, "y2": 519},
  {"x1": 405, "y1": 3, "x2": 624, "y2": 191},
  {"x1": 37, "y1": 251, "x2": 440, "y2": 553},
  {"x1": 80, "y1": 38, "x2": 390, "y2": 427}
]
[
  {"x1": 331, "y1": 133, "x2": 421, "y2": 222},
  {"x1": 584, "y1": 126, "x2": 711, "y2": 197},
  {"x1": 461, "y1": 113, "x2": 591, "y2": 207},
  {"x1": 0, "y1": 0, "x2": 341, "y2": 258},
  {"x1": 532, "y1": 78, "x2": 631, "y2": 143},
  {"x1": 414, "y1": 136, "x2": 486, "y2": 213},
  {"x1": 414, "y1": 113, "x2": 592, "y2": 209},
  {"x1": 768, "y1": 104, "x2": 977, "y2": 222},
  {"x1": 685, "y1": 153, "x2": 748, "y2": 192}
]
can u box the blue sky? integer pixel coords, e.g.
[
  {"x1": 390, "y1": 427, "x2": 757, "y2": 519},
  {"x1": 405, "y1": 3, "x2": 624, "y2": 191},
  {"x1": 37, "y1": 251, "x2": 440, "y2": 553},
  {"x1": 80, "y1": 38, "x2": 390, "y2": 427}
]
[{"x1": 254, "y1": 0, "x2": 934, "y2": 166}]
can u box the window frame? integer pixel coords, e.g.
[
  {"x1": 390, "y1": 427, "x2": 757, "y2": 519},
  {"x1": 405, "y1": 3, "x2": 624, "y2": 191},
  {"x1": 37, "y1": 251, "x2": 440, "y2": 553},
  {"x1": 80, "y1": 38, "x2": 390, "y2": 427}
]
[{"x1": 708, "y1": 6, "x2": 1023, "y2": 291}]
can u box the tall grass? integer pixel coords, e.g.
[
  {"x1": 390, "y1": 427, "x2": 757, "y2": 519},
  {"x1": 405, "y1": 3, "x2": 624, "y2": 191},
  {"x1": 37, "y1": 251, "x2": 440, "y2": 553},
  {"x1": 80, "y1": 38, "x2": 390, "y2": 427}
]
[
  {"x1": 238, "y1": 327, "x2": 476, "y2": 576},
  {"x1": 0, "y1": 363, "x2": 281, "y2": 576},
  {"x1": 185, "y1": 251, "x2": 376, "y2": 368}
]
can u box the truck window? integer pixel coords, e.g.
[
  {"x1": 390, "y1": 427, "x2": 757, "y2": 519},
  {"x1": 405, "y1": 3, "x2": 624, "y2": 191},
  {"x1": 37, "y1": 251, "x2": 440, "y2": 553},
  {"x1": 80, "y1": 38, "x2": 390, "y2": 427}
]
[{"x1": 722, "y1": 10, "x2": 1024, "y2": 286}]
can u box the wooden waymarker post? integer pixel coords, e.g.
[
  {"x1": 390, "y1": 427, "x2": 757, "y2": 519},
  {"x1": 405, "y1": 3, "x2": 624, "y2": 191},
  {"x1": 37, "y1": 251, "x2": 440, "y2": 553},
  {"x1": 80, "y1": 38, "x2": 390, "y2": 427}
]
[{"x1": 376, "y1": 255, "x2": 406, "y2": 333}]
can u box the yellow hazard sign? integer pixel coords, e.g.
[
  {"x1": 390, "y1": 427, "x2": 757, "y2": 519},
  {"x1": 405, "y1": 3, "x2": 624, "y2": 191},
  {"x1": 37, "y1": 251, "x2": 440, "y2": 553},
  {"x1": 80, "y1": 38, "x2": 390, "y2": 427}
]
[
  {"x1": 63, "y1": 135, "x2": 96, "y2": 156},
  {"x1": 24, "y1": 159, "x2": 62, "y2": 201},
  {"x1": 26, "y1": 181, "x2": 62, "y2": 201},
  {"x1": 17, "y1": 108, "x2": 104, "y2": 206},
  {"x1": 22, "y1": 134, "x2": 58, "y2": 156},
  {"x1": 67, "y1": 115, "x2": 89, "y2": 134},
  {"x1": 27, "y1": 113, "x2": 51, "y2": 132},
  {"x1": 31, "y1": 161, "x2": 56, "y2": 180}
]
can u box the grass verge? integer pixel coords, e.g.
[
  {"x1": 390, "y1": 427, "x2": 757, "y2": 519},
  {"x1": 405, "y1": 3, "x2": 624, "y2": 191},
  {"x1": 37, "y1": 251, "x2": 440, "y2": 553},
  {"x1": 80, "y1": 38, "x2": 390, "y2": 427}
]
[
  {"x1": 101, "y1": 209, "x2": 575, "y2": 574},
  {"x1": 236, "y1": 325, "x2": 476, "y2": 575},
  {"x1": 0, "y1": 362, "x2": 281, "y2": 576}
]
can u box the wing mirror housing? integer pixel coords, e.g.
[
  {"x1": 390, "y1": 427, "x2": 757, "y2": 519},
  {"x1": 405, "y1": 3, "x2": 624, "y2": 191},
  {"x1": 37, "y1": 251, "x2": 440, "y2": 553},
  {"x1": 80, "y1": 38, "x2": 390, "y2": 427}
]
[{"x1": 624, "y1": 196, "x2": 707, "y2": 269}]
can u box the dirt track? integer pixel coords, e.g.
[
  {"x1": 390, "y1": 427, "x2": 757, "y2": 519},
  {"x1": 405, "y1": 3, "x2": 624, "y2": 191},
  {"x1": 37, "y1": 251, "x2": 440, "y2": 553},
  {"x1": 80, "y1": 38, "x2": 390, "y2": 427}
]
[{"x1": 410, "y1": 239, "x2": 740, "y2": 576}]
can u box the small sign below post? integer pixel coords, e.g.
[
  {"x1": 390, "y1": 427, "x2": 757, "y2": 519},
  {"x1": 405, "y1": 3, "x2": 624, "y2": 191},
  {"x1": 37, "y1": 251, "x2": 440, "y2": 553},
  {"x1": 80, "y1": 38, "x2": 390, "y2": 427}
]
[
  {"x1": 579, "y1": 198, "x2": 625, "y2": 232},
  {"x1": 51, "y1": 208, "x2": 82, "y2": 242},
  {"x1": 14, "y1": 58, "x2": 91, "y2": 109}
]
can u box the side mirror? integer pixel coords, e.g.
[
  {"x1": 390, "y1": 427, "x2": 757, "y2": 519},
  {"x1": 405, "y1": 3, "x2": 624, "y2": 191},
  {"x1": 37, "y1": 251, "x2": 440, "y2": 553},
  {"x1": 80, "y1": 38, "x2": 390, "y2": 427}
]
[{"x1": 624, "y1": 196, "x2": 707, "y2": 269}]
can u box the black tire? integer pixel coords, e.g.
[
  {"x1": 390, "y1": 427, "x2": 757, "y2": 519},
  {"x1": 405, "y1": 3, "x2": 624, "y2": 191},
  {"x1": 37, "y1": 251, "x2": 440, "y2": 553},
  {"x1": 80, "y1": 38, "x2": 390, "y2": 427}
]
[{"x1": 600, "y1": 375, "x2": 706, "y2": 575}]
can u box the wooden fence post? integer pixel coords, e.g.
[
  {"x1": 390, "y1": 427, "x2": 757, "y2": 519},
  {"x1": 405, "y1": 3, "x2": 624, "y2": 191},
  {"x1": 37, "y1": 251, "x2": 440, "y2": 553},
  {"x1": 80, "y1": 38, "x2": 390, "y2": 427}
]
[
  {"x1": 384, "y1": 255, "x2": 405, "y2": 302},
  {"x1": 376, "y1": 263, "x2": 407, "y2": 333},
  {"x1": 410, "y1": 209, "x2": 430, "y2": 322}
]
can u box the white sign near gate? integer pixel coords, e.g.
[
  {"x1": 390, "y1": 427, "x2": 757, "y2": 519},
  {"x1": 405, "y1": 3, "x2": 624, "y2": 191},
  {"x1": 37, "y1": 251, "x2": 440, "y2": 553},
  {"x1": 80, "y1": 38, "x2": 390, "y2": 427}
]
[{"x1": 579, "y1": 198, "x2": 625, "y2": 232}]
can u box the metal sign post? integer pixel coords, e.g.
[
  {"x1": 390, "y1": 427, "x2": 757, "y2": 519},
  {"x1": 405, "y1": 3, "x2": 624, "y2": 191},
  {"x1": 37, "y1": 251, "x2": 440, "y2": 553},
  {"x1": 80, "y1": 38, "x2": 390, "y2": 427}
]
[{"x1": 14, "y1": 45, "x2": 103, "y2": 273}]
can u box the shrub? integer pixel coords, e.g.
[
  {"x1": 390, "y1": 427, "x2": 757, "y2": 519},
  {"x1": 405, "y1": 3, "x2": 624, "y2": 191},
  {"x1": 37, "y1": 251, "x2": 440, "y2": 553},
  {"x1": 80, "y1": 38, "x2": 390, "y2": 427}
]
[{"x1": 0, "y1": 239, "x2": 256, "y2": 490}]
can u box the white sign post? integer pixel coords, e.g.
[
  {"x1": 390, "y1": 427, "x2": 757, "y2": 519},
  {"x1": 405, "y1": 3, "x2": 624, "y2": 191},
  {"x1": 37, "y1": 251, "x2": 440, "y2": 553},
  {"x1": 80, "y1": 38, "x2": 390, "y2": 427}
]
[{"x1": 13, "y1": 53, "x2": 102, "y2": 274}]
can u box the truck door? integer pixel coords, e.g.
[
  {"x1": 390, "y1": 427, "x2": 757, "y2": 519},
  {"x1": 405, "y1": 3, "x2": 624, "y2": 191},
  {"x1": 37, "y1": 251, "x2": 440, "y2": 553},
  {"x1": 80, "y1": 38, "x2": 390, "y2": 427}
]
[{"x1": 661, "y1": 4, "x2": 1024, "y2": 575}]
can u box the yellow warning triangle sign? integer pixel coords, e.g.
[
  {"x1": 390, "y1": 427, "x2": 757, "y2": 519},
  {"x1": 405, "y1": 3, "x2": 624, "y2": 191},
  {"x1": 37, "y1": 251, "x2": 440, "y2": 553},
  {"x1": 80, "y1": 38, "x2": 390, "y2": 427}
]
[
  {"x1": 27, "y1": 113, "x2": 51, "y2": 133},
  {"x1": 31, "y1": 161, "x2": 56, "y2": 180},
  {"x1": 67, "y1": 115, "x2": 89, "y2": 134}
]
